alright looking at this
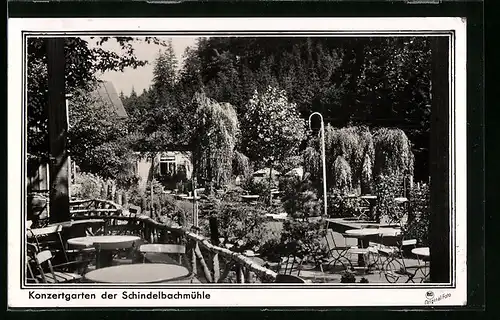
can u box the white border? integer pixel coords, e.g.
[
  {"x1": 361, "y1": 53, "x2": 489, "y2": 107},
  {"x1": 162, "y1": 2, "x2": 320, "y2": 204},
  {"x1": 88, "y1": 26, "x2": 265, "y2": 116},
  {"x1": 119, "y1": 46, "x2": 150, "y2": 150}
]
[{"x1": 8, "y1": 17, "x2": 467, "y2": 308}]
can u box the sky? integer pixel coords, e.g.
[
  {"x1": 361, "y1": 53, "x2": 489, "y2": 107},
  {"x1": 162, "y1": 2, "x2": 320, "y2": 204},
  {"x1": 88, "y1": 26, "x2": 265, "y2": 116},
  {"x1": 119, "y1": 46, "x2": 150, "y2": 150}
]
[{"x1": 88, "y1": 37, "x2": 198, "y2": 96}]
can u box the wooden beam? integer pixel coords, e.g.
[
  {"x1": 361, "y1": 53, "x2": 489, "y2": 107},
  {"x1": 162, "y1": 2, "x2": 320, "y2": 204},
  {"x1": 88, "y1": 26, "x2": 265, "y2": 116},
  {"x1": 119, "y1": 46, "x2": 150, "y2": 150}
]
[
  {"x1": 46, "y1": 38, "x2": 69, "y2": 223},
  {"x1": 429, "y1": 36, "x2": 450, "y2": 283}
]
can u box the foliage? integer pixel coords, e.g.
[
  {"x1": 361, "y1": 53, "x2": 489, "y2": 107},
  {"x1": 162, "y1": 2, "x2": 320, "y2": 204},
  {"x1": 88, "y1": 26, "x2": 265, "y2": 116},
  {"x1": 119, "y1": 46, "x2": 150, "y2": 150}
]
[
  {"x1": 406, "y1": 183, "x2": 430, "y2": 246},
  {"x1": 232, "y1": 150, "x2": 252, "y2": 178},
  {"x1": 191, "y1": 92, "x2": 240, "y2": 188},
  {"x1": 374, "y1": 174, "x2": 405, "y2": 224},
  {"x1": 373, "y1": 128, "x2": 414, "y2": 177},
  {"x1": 241, "y1": 86, "x2": 306, "y2": 167},
  {"x1": 180, "y1": 36, "x2": 431, "y2": 181},
  {"x1": 332, "y1": 156, "x2": 353, "y2": 193},
  {"x1": 27, "y1": 37, "x2": 167, "y2": 159},
  {"x1": 327, "y1": 190, "x2": 361, "y2": 218},
  {"x1": 279, "y1": 174, "x2": 322, "y2": 219},
  {"x1": 71, "y1": 172, "x2": 102, "y2": 200},
  {"x1": 280, "y1": 219, "x2": 329, "y2": 268},
  {"x1": 68, "y1": 89, "x2": 137, "y2": 187},
  {"x1": 359, "y1": 277, "x2": 369, "y2": 283},
  {"x1": 240, "y1": 176, "x2": 273, "y2": 199},
  {"x1": 202, "y1": 200, "x2": 278, "y2": 253},
  {"x1": 340, "y1": 270, "x2": 356, "y2": 283}
]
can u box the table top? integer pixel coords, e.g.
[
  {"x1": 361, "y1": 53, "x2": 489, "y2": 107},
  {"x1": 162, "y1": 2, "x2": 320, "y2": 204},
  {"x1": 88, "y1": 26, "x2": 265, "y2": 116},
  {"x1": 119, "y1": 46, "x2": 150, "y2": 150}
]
[
  {"x1": 68, "y1": 235, "x2": 141, "y2": 250},
  {"x1": 412, "y1": 247, "x2": 430, "y2": 257},
  {"x1": 394, "y1": 197, "x2": 409, "y2": 203},
  {"x1": 345, "y1": 228, "x2": 381, "y2": 237},
  {"x1": 377, "y1": 228, "x2": 402, "y2": 236},
  {"x1": 84, "y1": 263, "x2": 190, "y2": 283},
  {"x1": 360, "y1": 195, "x2": 377, "y2": 200}
]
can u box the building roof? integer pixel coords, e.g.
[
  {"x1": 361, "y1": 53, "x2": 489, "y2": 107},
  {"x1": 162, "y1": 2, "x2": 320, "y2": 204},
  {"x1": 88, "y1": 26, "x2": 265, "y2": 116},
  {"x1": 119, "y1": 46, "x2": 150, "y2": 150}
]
[{"x1": 92, "y1": 81, "x2": 128, "y2": 118}]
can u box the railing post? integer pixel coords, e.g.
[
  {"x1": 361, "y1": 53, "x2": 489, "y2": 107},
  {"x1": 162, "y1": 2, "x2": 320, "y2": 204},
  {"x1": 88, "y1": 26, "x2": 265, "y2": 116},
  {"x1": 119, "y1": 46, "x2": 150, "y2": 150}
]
[{"x1": 212, "y1": 253, "x2": 220, "y2": 283}]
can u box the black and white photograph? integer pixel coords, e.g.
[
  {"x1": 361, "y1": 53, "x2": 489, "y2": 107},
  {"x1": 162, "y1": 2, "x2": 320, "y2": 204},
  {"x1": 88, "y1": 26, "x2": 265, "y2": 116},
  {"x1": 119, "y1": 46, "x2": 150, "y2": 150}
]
[{"x1": 8, "y1": 18, "x2": 467, "y2": 307}]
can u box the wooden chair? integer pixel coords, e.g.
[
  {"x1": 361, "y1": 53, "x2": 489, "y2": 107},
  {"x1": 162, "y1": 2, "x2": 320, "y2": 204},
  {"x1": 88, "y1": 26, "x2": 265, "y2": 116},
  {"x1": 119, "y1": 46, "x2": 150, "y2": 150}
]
[
  {"x1": 27, "y1": 224, "x2": 68, "y2": 262},
  {"x1": 275, "y1": 274, "x2": 306, "y2": 283},
  {"x1": 139, "y1": 244, "x2": 186, "y2": 265},
  {"x1": 31, "y1": 250, "x2": 83, "y2": 283}
]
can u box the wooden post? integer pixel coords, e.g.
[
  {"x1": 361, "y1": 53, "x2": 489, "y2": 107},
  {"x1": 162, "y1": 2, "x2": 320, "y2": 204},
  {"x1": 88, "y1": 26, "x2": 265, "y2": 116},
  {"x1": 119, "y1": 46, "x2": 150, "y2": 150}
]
[
  {"x1": 192, "y1": 177, "x2": 198, "y2": 228},
  {"x1": 209, "y1": 216, "x2": 220, "y2": 245},
  {"x1": 46, "y1": 38, "x2": 69, "y2": 223},
  {"x1": 212, "y1": 253, "x2": 220, "y2": 283},
  {"x1": 429, "y1": 36, "x2": 450, "y2": 283}
]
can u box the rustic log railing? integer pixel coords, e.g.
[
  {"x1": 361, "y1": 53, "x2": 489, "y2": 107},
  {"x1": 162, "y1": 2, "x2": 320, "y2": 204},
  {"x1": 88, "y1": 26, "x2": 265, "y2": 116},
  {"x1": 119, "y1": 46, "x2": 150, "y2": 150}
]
[{"x1": 69, "y1": 200, "x2": 278, "y2": 283}]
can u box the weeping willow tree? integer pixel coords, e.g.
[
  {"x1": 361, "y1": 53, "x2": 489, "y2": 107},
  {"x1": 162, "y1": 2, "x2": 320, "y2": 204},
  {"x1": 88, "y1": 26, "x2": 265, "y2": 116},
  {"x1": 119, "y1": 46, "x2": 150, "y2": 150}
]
[
  {"x1": 191, "y1": 91, "x2": 239, "y2": 188},
  {"x1": 332, "y1": 156, "x2": 352, "y2": 193},
  {"x1": 232, "y1": 150, "x2": 252, "y2": 178},
  {"x1": 373, "y1": 128, "x2": 414, "y2": 177}
]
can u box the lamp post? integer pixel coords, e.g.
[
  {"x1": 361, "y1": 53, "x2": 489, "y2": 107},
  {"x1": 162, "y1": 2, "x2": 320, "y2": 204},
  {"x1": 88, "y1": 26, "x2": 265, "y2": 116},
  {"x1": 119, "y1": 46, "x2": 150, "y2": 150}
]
[{"x1": 308, "y1": 112, "x2": 328, "y2": 217}]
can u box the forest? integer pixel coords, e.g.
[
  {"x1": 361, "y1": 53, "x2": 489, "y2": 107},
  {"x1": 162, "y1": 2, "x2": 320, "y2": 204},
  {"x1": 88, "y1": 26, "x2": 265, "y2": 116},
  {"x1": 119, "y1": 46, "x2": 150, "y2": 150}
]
[{"x1": 27, "y1": 36, "x2": 432, "y2": 190}]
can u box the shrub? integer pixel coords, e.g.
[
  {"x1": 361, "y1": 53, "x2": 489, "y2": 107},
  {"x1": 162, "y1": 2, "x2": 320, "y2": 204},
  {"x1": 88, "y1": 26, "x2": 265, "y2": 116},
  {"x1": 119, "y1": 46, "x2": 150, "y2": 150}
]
[
  {"x1": 327, "y1": 188, "x2": 360, "y2": 217},
  {"x1": 340, "y1": 270, "x2": 356, "y2": 283},
  {"x1": 202, "y1": 200, "x2": 276, "y2": 253},
  {"x1": 406, "y1": 183, "x2": 430, "y2": 246},
  {"x1": 280, "y1": 219, "x2": 329, "y2": 267},
  {"x1": 279, "y1": 173, "x2": 322, "y2": 219},
  {"x1": 374, "y1": 174, "x2": 405, "y2": 224},
  {"x1": 72, "y1": 172, "x2": 102, "y2": 200}
]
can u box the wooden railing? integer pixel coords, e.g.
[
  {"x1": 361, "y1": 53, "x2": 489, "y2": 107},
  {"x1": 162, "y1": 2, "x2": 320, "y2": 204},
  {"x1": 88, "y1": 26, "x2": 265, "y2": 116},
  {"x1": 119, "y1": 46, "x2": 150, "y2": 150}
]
[
  {"x1": 69, "y1": 199, "x2": 123, "y2": 217},
  {"x1": 69, "y1": 200, "x2": 278, "y2": 283}
]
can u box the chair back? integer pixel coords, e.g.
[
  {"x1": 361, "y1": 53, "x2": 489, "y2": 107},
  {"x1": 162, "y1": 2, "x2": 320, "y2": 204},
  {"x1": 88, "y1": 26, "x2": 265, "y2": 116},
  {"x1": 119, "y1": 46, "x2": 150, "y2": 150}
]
[
  {"x1": 128, "y1": 205, "x2": 141, "y2": 217},
  {"x1": 139, "y1": 244, "x2": 186, "y2": 264},
  {"x1": 33, "y1": 250, "x2": 58, "y2": 283},
  {"x1": 275, "y1": 274, "x2": 306, "y2": 283},
  {"x1": 278, "y1": 255, "x2": 303, "y2": 276}
]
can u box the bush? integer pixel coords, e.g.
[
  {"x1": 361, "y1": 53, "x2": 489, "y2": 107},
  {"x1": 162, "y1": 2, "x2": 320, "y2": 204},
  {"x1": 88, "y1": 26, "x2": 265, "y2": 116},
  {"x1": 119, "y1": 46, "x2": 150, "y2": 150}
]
[
  {"x1": 72, "y1": 172, "x2": 102, "y2": 200},
  {"x1": 406, "y1": 183, "x2": 430, "y2": 246},
  {"x1": 374, "y1": 174, "x2": 405, "y2": 224},
  {"x1": 279, "y1": 174, "x2": 322, "y2": 219},
  {"x1": 280, "y1": 219, "x2": 329, "y2": 267},
  {"x1": 202, "y1": 200, "x2": 277, "y2": 253},
  {"x1": 359, "y1": 277, "x2": 369, "y2": 283},
  {"x1": 327, "y1": 188, "x2": 360, "y2": 218},
  {"x1": 241, "y1": 176, "x2": 273, "y2": 199},
  {"x1": 340, "y1": 271, "x2": 356, "y2": 283}
]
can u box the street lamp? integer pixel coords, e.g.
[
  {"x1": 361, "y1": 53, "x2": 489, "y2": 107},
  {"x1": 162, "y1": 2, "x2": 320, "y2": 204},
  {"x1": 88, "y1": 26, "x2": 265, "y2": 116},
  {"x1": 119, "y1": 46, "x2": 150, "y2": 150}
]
[{"x1": 308, "y1": 112, "x2": 328, "y2": 217}]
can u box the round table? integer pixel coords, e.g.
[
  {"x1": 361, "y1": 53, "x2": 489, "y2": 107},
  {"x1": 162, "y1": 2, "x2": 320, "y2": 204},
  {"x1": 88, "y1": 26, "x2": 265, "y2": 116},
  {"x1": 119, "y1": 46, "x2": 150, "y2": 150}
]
[
  {"x1": 345, "y1": 229, "x2": 380, "y2": 267},
  {"x1": 412, "y1": 247, "x2": 430, "y2": 258},
  {"x1": 84, "y1": 263, "x2": 190, "y2": 283},
  {"x1": 377, "y1": 228, "x2": 402, "y2": 237},
  {"x1": 411, "y1": 247, "x2": 430, "y2": 282},
  {"x1": 68, "y1": 235, "x2": 141, "y2": 268}
]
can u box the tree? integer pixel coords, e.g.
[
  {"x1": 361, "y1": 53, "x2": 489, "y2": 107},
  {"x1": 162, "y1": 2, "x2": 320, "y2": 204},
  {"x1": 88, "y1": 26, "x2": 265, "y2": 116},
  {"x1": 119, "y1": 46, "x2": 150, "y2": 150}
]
[
  {"x1": 27, "y1": 36, "x2": 168, "y2": 160},
  {"x1": 191, "y1": 91, "x2": 240, "y2": 188},
  {"x1": 67, "y1": 88, "x2": 136, "y2": 187},
  {"x1": 242, "y1": 86, "x2": 306, "y2": 167}
]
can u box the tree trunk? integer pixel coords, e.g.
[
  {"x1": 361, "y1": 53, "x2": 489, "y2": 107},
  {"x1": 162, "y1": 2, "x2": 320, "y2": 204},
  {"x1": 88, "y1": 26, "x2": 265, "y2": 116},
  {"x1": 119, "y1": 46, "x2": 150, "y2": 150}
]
[{"x1": 46, "y1": 38, "x2": 69, "y2": 223}]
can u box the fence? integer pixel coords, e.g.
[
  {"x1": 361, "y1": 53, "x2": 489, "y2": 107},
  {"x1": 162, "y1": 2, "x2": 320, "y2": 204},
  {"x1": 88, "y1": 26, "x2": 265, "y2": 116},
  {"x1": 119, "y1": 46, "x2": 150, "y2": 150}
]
[{"x1": 69, "y1": 199, "x2": 277, "y2": 283}]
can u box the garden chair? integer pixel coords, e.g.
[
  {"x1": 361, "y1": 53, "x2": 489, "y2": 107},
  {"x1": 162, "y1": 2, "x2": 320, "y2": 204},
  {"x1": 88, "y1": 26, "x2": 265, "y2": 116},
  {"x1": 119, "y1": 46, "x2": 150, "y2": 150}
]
[
  {"x1": 29, "y1": 249, "x2": 85, "y2": 283},
  {"x1": 323, "y1": 224, "x2": 355, "y2": 272},
  {"x1": 139, "y1": 244, "x2": 186, "y2": 265},
  {"x1": 27, "y1": 224, "x2": 69, "y2": 262},
  {"x1": 377, "y1": 232, "x2": 422, "y2": 283}
]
